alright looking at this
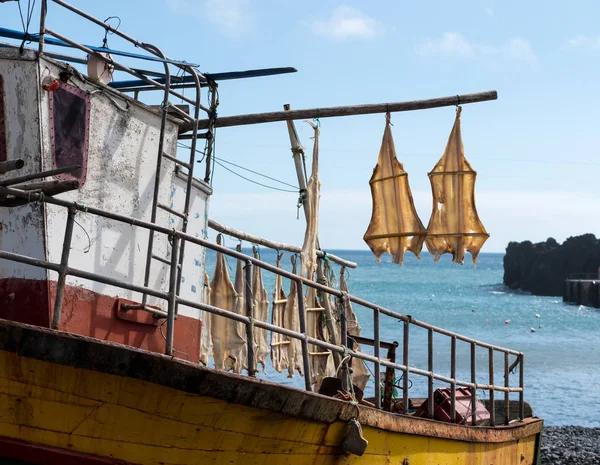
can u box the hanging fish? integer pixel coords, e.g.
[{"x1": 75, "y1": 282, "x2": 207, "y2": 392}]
[
  {"x1": 425, "y1": 107, "x2": 489, "y2": 265},
  {"x1": 233, "y1": 244, "x2": 249, "y2": 373},
  {"x1": 270, "y1": 252, "x2": 289, "y2": 373},
  {"x1": 199, "y1": 272, "x2": 212, "y2": 366},
  {"x1": 364, "y1": 113, "x2": 427, "y2": 265},
  {"x1": 210, "y1": 235, "x2": 246, "y2": 372},
  {"x1": 340, "y1": 267, "x2": 370, "y2": 391},
  {"x1": 252, "y1": 246, "x2": 270, "y2": 371},
  {"x1": 284, "y1": 255, "x2": 303, "y2": 378}
]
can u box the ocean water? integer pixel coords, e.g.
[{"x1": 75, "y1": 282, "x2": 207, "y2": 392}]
[{"x1": 205, "y1": 249, "x2": 600, "y2": 427}]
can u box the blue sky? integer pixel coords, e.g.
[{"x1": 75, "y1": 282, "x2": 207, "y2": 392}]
[{"x1": 3, "y1": 1, "x2": 600, "y2": 254}]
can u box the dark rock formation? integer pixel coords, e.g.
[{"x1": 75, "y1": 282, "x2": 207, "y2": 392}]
[{"x1": 503, "y1": 234, "x2": 600, "y2": 296}]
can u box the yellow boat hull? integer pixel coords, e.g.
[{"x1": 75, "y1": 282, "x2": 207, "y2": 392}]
[{"x1": 0, "y1": 320, "x2": 542, "y2": 465}]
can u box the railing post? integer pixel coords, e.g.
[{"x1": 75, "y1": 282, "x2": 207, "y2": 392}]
[
  {"x1": 504, "y1": 352, "x2": 510, "y2": 425},
  {"x1": 52, "y1": 206, "x2": 76, "y2": 330},
  {"x1": 489, "y1": 347, "x2": 495, "y2": 426},
  {"x1": 165, "y1": 234, "x2": 180, "y2": 356},
  {"x1": 519, "y1": 353, "x2": 525, "y2": 420},
  {"x1": 402, "y1": 319, "x2": 410, "y2": 415},
  {"x1": 428, "y1": 328, "x2": 434, "y2": 419},
  {"x1": 296, "y1": 280, "x2": 312, "y2": 391},
  {"x1": 374, "y1": 308, "x2": 381, "y2": 409},
  {"x1": 339, "y1": 298, "x2": 349, "y2": 392},
  {"x1": 244, "y1": 260, "x2": 256, "y2": 376},
  {"x1": 470, "y1": 342, "x2": 477, "y2": 426},
  {"x1": 383, "y1": 343, "x2": 397, "y2": 412},
  {"x1": 38, "y1": 0, "x2": 48, "y2": 54},
  {"x1": 450, "y1": 335, "x2": 457, "y2": 423}
]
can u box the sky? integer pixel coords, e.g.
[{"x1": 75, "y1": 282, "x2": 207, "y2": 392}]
[{"x1": 3, "y1": 0, "x2": 600, "y2": 254}]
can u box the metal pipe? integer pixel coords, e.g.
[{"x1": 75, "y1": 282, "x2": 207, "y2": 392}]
[
  {"x1": 0, "y1": 183, "x2": 523, "y2": 356},
  {"x1": 244, "y1": 261, "x2": 256, "y2": 376},
  {"x1": 165, "y1": 235, "x2": 180, "y2": 355},
  {"x1": 373, "y1": 308, "x2": 381, "y2": 409},
  {"x1": 340, "y1": 304, "x2": 348, "y2": 392},
  {"x1": 519, "y1": 353, "x2": 525, "y2": 420},
  {"x1": 504, "y1": 352, "x2": 510, "y2": 425},
  {"x1": 428, "y1": 328, "x2": 434, "y2": 419},
  {"x1": 0, "y1": 159, "x2": 24, "y2": 174},
  {"x1": 44, "y1": 28, "x2": 203, "y2": 108},
  {"x1": 181, "y1": 91, "x2": 498, "y2": 132},
  {"x1": 296, "y1": 280, "x2": 312, "y2": 391},
  {"x1": 471, "y1": 342, "x2": 477, "y2": 426},
  {"x1": 0, "y1": 165, "x2": 79, "y2": 186},
  {"x1": 208, "y1": 218, "x2": 358, "y2": 269},
  {"x1": 402, "y1": 320, "x2": 409, "y2": 415},
  {"x1": 283, "y1": 103, "x2": 308, "y2": 220},
  {"x1": 38, "y1": 0, "x2": 47, "y2": 54},
  {"x1": 489, "y1": 348, "x2": 495, "y2": 426},
  {"x1": 51, "y1": 207, "x2": 76, "y2": 329},
  {"x1": 451, "y1": 336, "x2": 456, "y2": 423}
]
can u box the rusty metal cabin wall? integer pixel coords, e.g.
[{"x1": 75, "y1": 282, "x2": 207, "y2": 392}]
[
  {"x1": 0, "y1": 49, "x2": 46, "y2": 283},
  {"x1": 37, "y1": 55, "x2": 209, "y2": 319}
]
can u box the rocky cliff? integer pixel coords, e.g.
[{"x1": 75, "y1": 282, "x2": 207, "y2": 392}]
[{"x1": 503, "y1": 234, "x2": 600, "y2": 296}]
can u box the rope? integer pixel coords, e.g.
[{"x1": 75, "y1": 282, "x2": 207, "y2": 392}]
[{"x1": 17, "y1": 0, "x2": 36, "y2": 53}]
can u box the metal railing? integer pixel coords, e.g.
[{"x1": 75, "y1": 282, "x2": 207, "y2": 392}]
[
  {"x1": 0, "y1": 183, "x2": 525, "y2": 426},
  {"x1": 567, "y1": 272, "x2": 600, "y2": 280}
]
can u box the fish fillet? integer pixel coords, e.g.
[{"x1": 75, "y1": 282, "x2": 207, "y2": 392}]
[
  {"x1": 209, "y1": 235, "x2": 246, "y2": 372},
  {"x1": 425, "y1": 107, "x2": 489, "y2": 265},
  {"x1": 199, "y1": 272, "x2": 212, "y2": 366},
  {"x1": 270, "y1": 252, "x2": 289, "y2": 373},
  {"x1": 233, "y1": 244, "x2": 249, "y2": 373},
  {"x1": 340, "y1": 267, "x2": 370, "y2": 391},
  {"x1": 364, "y1": 114, "x2": 427, "y2": 265},
  {"x1": 252, "y1": 246, "x2": 270, "y2": 371},
  {"x1": 302, "y1": 121, "x2": 335, "y2": 390},
  {"x1": 284, "y1": 255, "x2": 303, "y2": 378}
]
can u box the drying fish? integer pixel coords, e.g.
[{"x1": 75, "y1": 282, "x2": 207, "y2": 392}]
[
  {"x1": 199, "y1": 272, "x2": 212, "y2": 366},
  {"x1": 283, "y1": 255, "x2": 303, "y2": 377},
  {"x1": 233, "y1": 244, "x2": 249, "y2": 373},
  {"x1": 364, "y1": 113, "x2": 427, "y2": 265},
  {"x1": 210, "y1": 235, "x2": 246, "y2": 372},
  {"x1": 252, "y1": 246, "x2": 270, "y2": 371},
  {"x1": 425, "y1": 107, "x2": 489, "y2": 265},
  {"x1": 301, "y1": 121, "x2": 335, "y2": 390},
  {"x1": 340, "y1": 267, "x2": 370, "y2": 391},
  {"x1": 270, "y1": 252, "x2": 289, "y2": 373}
]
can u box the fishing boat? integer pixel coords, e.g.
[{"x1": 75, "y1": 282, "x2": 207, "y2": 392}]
[{"x1": 0, "y1": 1, "x2": 543, "y2": 464}]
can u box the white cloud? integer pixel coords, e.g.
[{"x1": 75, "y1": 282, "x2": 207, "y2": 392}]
[
  {"x1": 561, "y1": 35, "x2": 600, "y2": 51},
  {"x1": 312, "y1": 6, "x2": 382, "y2": 41},
  {"x1": 416, "y1": 33, "x2": 538, "y2": 66},
  {"x1": 167, "y1": 0, "x2": 252, "y2": 37}
]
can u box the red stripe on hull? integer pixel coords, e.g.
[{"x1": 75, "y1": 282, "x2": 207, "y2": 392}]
[
  {"x1": 0, "y1": 278, "x2": 202, "y2": 363},
  {"x1": 0, "y1": 436, "x2": 137, "y2": 465}
]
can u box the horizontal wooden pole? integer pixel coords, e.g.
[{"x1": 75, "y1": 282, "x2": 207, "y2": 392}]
[
  {"x1": 207, "y1": 218, "x2": 358, "y2": 269},
  {"x1": 180, "y1": 90, "x2": 497, "y2": 133}
]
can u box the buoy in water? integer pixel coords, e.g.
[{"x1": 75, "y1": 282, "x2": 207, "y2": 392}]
[
  {"x1": 535, "y1": 314, "x2": 541, "y2": 318},
  {"x1": 504, "y1": 319, "x2": 510, "y2": 324},
  {"x1": 485, "y1": 319, "x2": 489, "y2": 323},
  {"x1": 530, "y1": 327, "x2": 536, "y2": 333}
]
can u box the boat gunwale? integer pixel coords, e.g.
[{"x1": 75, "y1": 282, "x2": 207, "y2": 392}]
[{"x1": 0, "y1": 318, "x2": 542, "y2": 445}]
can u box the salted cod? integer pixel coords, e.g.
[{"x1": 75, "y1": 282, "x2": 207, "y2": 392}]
[
  {"x1": 210, "y1": 235, "x2": 246, "y2": 372},
  {"x1": 199, "y1": 272, "x2": 212, "y2": 366},
  {"x1": 425, "y1": 107, "x2": 489, "y2": 265},
  {"x1": 252, "y1": 246, "x2": 270, "y2": 371},
  {"x1": 283, "y1": 255, "x2": 303, "y2": 377},
  {"x1": 302, "y1": 121, "x2": 335, "y2": 390},
  {"x1": 364, "y1": 113, "x2": 427, "y2": 265},
  {"x1": 270, "y1": 252, "x2": 289, "y2": 373},
  {"x1": 340, "y1": 267, "x2": 370, "y2": 391},
  {"x1": 232, "y1": 244, "x2": 250, "y2": 373}
]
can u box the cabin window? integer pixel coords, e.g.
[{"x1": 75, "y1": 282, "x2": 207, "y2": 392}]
[
  {"x1": 49, "y1": 82, "x2": 90, "y2": 185},
  {"x1": 0, "y1": 75, "x2": 6, "y2": 163}
]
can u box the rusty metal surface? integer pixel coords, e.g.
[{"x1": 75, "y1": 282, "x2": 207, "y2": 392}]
[
  {"x1": 0, "y1": 318, "x2": 542, "y2": 444},
  {"x1": 0, "y1": 74, "x2": 6, "y2": 163}
]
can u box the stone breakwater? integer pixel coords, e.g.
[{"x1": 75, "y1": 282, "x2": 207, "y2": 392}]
[
  {"x1": 503, "y1": 234, "x2": 600, "y2": 296},
  {"x1": 540, "y1": 426, "x2": 600, "y2": 464}
]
